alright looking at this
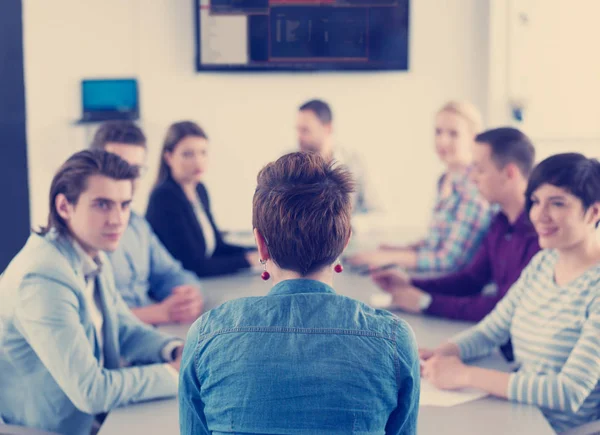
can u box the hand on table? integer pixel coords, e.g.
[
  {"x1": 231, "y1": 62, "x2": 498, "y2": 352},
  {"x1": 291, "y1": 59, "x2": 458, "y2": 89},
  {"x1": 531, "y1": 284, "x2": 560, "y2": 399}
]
[
  {"x1": 421, "y1": 355, "x2": 470, "y2": 390},
  {"x1": 160, "y1": 285, "x2": 203, "y2": 324},
  {"x1": 419, "y1": 342, "x2": 462, "y2": 381},
  {"x1": 370, "y1": 269, "x2": 425, "y2": 313},
  {"x1": 371, "y1": 268, "x2": 411, "y2": 291}
]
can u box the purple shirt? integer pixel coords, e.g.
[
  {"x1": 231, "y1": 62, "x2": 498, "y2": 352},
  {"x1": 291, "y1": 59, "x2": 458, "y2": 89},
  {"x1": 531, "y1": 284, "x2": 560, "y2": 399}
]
[{"x1": 412, "y1": 210, "x2": 541, "y2": 322}]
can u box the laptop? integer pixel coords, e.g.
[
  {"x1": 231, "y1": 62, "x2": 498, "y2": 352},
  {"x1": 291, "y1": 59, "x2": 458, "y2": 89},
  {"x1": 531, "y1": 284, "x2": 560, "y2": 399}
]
[{"x1": 78, "y1": 78, "x2": 139, "y2": 123}]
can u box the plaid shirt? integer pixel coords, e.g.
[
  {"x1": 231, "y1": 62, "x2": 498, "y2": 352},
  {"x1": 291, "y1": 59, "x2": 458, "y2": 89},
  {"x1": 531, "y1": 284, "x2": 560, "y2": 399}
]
[{"x1": 415, "y1": 167, "x2": 492, "y2": 273}]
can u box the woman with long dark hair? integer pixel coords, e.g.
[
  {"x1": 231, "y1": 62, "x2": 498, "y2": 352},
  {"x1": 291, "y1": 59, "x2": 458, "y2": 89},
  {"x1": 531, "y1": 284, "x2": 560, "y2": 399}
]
[{"x1": 146, "y1": 121, "x2": 254, "y2": 277}]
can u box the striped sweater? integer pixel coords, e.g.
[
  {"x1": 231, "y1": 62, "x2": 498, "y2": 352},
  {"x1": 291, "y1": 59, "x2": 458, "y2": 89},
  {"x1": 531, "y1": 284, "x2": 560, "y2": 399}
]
[{"x1": 452, "y1": 249, "x2": 600, "y2": 433}]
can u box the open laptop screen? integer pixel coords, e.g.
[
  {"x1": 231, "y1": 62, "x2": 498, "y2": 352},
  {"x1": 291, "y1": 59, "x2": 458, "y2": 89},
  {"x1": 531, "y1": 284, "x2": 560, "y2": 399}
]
[{"x1": 82, "y1": 79, "x2": 138, "y2": 114}]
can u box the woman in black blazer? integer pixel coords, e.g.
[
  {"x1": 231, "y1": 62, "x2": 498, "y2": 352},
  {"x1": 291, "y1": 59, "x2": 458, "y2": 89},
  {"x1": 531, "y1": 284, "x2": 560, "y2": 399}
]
[{"x1": 146, "y1": 121, "x2": 254, "y2": 277}]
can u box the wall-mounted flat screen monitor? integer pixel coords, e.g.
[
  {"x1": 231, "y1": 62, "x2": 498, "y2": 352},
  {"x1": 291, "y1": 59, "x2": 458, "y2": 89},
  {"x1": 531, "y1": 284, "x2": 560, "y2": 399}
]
[{"x1": 195, "y1": 0, "x2": 409, "y2": 72}]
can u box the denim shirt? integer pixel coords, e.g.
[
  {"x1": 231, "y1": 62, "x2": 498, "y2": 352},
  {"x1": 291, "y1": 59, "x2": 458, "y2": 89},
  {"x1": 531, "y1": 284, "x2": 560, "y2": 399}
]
[
  {"x1": 179, "y1": 279, "x2": 420, "y2": 435},
  {"x1": 107, "y1": 212, "x2": 201, "y2": 308}
]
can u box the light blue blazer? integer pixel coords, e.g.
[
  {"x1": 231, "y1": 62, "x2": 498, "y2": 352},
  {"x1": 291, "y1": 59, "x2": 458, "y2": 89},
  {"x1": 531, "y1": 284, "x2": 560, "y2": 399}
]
[{"x1": 0, "y1": 232, "x2": 178, "y2": 435}]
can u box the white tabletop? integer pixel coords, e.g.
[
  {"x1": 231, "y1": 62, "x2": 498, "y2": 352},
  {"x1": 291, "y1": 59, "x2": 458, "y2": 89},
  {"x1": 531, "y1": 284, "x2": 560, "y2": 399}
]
[{"x1": 99, "y1": 270, "x2": 554, "y2": 435}]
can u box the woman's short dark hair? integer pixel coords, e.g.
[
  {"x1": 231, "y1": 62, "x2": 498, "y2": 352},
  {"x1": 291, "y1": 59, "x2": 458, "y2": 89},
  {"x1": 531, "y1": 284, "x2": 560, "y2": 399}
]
[
  {"x1": 155, "y1": 121, "x2": 208, "y2": 187},
  {"x1": 90, "y1": 121, "x2": 146, "y2": 150},
  {"x1": 36, "y1": 150, "x2": 139, "y2": 236},
  {"x1": 253, "y1": 152, "x2": 355, "y2": 276},
  {"x1": 525, "y1": 153, "x2": 600, "y2": 226}
]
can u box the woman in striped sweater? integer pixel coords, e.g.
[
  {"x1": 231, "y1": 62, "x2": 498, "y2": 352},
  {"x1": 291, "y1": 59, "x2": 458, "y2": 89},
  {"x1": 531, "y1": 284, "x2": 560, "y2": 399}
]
[{"x1": 419, "y1": 153, "x2": 600, "y2": 433}]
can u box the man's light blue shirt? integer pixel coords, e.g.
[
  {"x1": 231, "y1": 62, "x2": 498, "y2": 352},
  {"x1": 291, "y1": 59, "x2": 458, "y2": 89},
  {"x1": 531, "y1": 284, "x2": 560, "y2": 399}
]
[{"x1": 108, "y1": 212, "x2": 201, "y2": 308}]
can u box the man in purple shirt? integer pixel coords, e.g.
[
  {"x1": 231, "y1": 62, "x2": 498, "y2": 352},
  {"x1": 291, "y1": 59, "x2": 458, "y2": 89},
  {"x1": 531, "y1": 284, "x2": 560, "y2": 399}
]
[{"x1": 372, "y1": 127, "x2": 539, "y2": 323}]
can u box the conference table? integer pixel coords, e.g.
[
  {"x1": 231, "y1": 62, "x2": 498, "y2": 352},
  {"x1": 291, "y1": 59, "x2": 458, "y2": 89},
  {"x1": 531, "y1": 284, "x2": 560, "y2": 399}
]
[{"x1": 98, "y1": 268, "x2": 554, "y2": 435}]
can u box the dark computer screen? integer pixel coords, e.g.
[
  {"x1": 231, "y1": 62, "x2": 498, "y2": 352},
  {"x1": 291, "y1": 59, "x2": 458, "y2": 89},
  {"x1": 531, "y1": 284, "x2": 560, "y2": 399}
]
[{"x1": 195, "y1": 0, "x2": 409, "y2": 72}]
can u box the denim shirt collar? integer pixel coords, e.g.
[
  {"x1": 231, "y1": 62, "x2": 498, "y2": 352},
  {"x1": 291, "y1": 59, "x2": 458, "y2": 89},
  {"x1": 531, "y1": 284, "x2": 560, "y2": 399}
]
[{"x1": 268, "y1": 279, "x2": 336, "y2": 297}]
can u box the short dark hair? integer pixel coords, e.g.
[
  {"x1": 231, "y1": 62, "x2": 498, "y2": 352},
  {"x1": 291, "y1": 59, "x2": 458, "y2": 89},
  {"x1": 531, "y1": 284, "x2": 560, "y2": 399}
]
[
  {"x1": 253, "y1": 152, "x2": 354, "y2": 276},
  {"x1": 36, "y1": 150, "x2": 139, "y2": 236},
  {"x1": 299, "y1": 99, "x2": 332, "y2": 124},
  {"x1": 90, "y1": 121, "x2": 146, "y2": 150},
  {"x1": 475, "y1": 127, "x2": 535, "y2": 177},
  {"x1": 156, "y1": 121, "x2": 208, "y2": 187},
  {"x1": 525, "y1": 153, "x2": 600, "y2": 226}
]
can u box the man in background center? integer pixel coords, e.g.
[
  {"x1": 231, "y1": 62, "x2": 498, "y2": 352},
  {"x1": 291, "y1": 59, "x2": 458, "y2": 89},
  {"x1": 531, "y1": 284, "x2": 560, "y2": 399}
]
[{"x1": 296, "y1": 99, "x2": 380, "y2": 214}]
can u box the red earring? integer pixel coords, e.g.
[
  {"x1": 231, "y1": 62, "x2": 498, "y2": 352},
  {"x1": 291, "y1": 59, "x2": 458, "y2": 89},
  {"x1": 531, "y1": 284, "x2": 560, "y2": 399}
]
[
  {"x1": 260, "y1": 259, "x2": 270, "y2": 281},
  {"x1": 334, "y1": 263, "x2": 343, "y2": 273}
]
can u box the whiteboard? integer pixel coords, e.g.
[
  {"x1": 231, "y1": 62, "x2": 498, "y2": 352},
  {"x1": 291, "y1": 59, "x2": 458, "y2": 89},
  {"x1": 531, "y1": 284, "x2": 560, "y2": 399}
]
[{"x1": 507, "y1": 0, "x2": 600, "y2": 139}]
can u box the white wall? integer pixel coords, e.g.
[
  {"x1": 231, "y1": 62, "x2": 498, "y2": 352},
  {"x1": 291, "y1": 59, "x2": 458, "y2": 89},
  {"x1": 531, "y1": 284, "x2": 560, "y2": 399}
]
[
  {"x1": 23, "y1": 0, "x2": 490, "y2": 233},
  {"x1": 487, "y1": 0, "x2": 600, "y2": 161}
]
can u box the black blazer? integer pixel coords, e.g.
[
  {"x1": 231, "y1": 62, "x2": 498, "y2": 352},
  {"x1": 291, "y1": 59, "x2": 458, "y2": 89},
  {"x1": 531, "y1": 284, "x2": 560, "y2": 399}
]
[{"x1": 146, "y1": 176, "x2": 251, "y2": 277}]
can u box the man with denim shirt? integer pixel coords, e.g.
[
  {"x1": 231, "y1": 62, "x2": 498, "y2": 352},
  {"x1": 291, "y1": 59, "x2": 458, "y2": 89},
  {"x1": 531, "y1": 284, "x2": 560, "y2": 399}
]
[{"x1": 91, "y1": 121, "x2": 203, "y2": 325}]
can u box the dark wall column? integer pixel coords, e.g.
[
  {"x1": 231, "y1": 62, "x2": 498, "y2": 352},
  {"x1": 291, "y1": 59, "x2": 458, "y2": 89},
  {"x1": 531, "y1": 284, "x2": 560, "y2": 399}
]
[{"x1": 0, "y1": 0, "x2": 30, "y2": 271}]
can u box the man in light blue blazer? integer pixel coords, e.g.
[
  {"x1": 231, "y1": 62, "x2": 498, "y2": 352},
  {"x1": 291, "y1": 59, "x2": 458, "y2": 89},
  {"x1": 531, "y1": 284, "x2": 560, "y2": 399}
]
[{"x1": 0, "y1": 150, "x2": 182, "y2": 435}]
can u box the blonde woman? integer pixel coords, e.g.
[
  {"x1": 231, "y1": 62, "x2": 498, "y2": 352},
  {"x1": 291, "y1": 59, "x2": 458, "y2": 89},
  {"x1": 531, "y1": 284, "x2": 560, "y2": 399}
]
[{"x1": 349, "y1": 101, "x2": 492, "y2": 275}]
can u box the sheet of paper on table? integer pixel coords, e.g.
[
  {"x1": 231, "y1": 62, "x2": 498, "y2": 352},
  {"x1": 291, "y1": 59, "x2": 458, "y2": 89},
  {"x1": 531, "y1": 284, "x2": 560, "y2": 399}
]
[{"x1": 420, "y1": 378, "x2": 488, "y2": 407}]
